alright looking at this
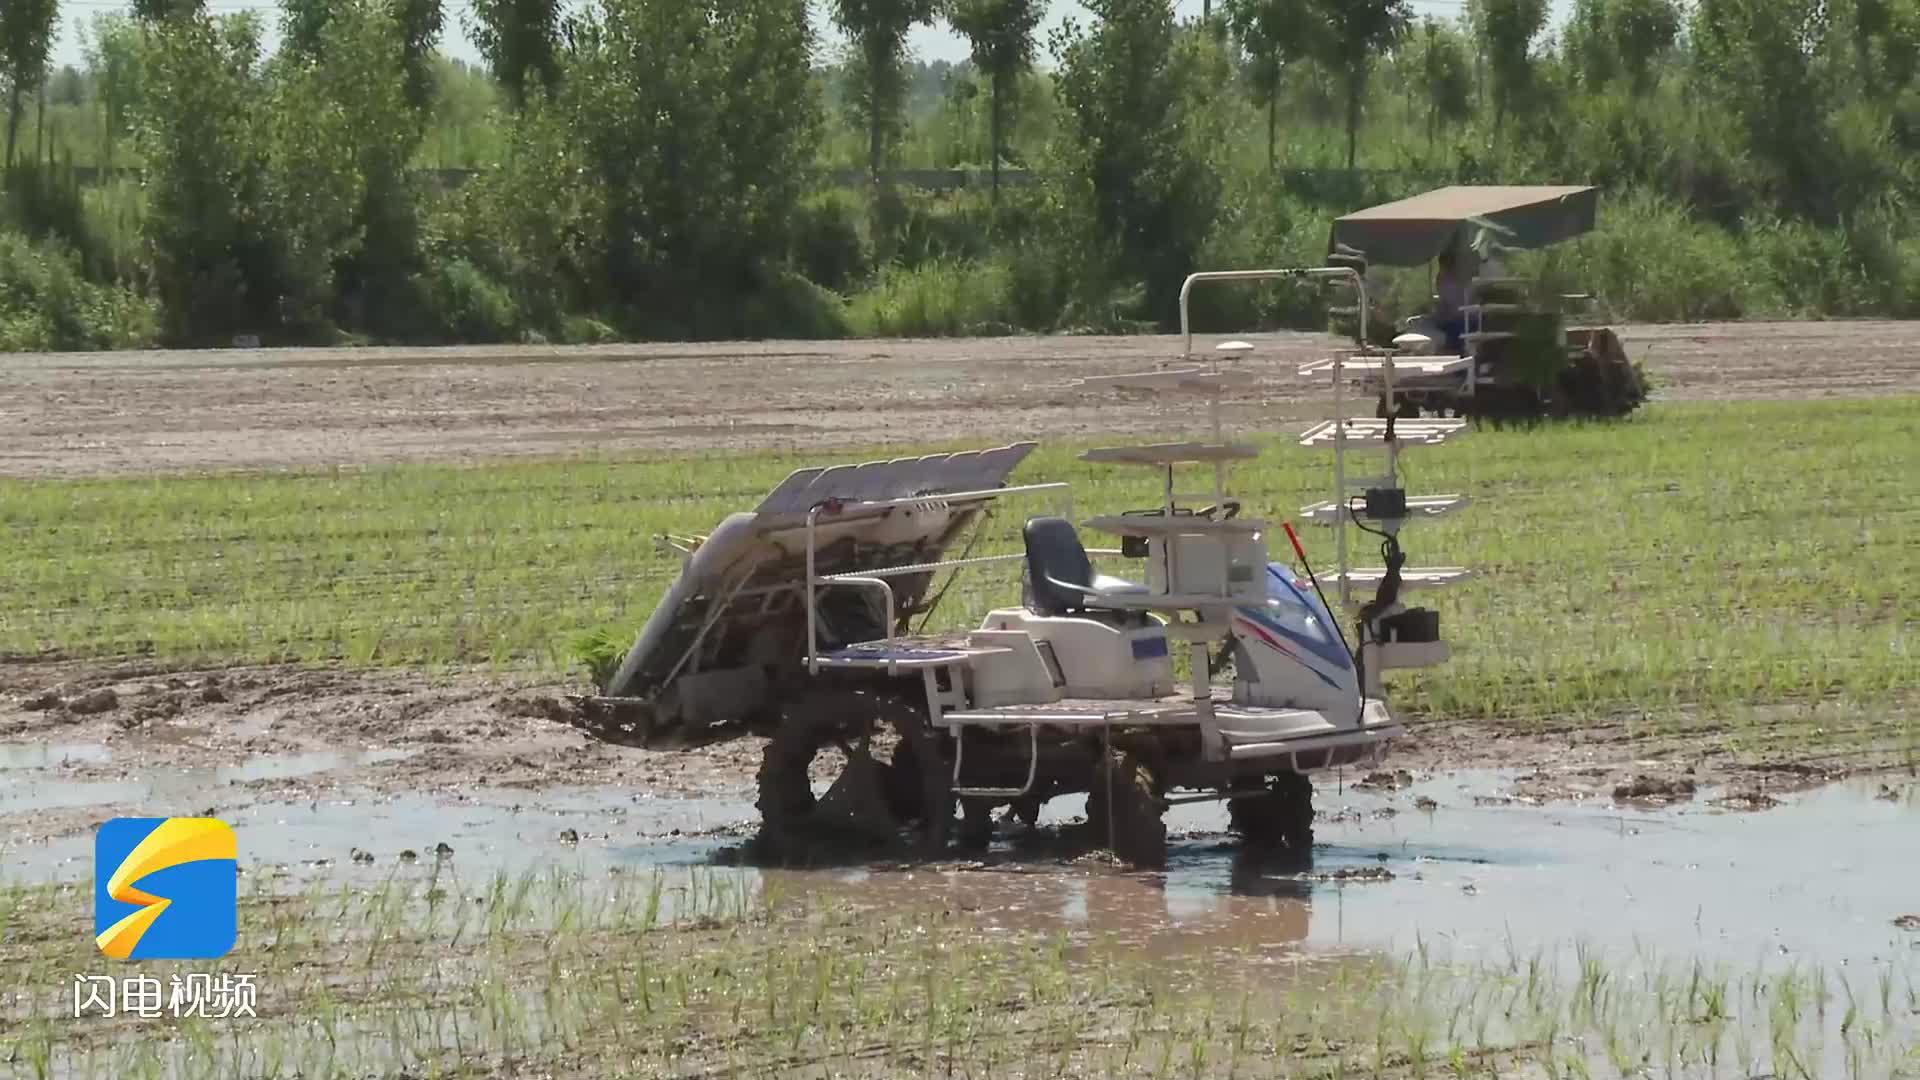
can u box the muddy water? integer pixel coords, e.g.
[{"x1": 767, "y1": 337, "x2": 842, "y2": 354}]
[
  {"x1": 6, "y1": 747, "x2": 1916, "y2": 977},
  {"x1": 753, "y1": 772, "x2": 1920, "y2": 975},
  {"x1": 0, "y1": 742, "x2": 114, "y2": 769},
  {"x1": 0, "y1": 748, "x2": 418, "y2": 816},
  {"x1": 2, "y1": 779, "x2": 748, "y2": 881}
]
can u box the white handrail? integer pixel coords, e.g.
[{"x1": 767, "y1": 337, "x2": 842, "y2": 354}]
[
  {"x1": 829, "y1": 575, "x2": 897, "y2": 647},
  {"x1": 803, "y1": 481, "x2": 1071, "y2": 672},
  {"x1": 1177, "y1": 266, "x2": 1367, "y2": 364},
  {"x1": 819, "y1": 551, "x2": 1028, "y2": 582}
]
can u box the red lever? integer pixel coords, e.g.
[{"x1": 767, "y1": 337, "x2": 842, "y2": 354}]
[{"x1": 1281, "y1": 520, "x2": 1309, "y2": 563}]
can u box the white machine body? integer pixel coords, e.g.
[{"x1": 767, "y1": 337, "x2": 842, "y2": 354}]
[{"x1": 1229, "y1": 564, "x2": 1362, "y2": 721}]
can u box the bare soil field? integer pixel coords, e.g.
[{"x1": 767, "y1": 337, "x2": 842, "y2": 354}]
[
  {"x1": 5, "y1": 321, "x2": 1919, "y2": 476},
  {"x1": 2, "y1": 660, "x2": 1904, "y2": 872}
]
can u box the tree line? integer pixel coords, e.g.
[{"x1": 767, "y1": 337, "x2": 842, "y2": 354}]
[{"x1": 2, "y1": 0, "x2": 1917, "y2": 351}]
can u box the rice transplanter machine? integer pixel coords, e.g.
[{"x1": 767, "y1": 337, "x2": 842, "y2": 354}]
[{"x1": 584, "y1": 266, "x2": 1472, "y2": 867}]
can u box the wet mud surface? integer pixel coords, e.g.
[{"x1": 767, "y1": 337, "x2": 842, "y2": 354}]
[
  {"x1": 4, "y1": 322, "x2": 1918, "y2": 476},
  {"x1": 5, "y1": 662, "x2": 1917, "y2": 976}
]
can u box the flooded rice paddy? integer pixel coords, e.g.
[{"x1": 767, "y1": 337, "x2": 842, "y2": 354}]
[{"x1": 6, "y1": 740, "x2": 1914, "y2": 976}]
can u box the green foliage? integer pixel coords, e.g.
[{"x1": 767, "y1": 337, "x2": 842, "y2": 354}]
[
  {"x1": 570, "y1": 626, "x2": 626, "y2": 690},
  {"x1": 948, "y1": 0, "x2": 1042, "y2": 196},
  {"x1": 1222, "y1": 0, "x2": 1315, "y2": 169},
  {"x1": 1690, "y1": 0, "x2": 1864, "y2": 223},
  {"x1": 1191, "y1": 178, "x2": 1339, "y2": 330},
  {"x1": 264, "y1": 0, "x2": 408, "y2": 336},
  {"x1": 845, "y1": 257, "x2": 1018, "y2": 335},
  {"x1": 1050, "y1": 0, "x2": 1222, "y2": 329},
  {"x1": 832, "y1": 0, "x2": 941, "y2": 180},
  {"x1": 2, "y1": 162, "x2": 87, "y2": 257},
  {"x1": 130, "y1": 0, "x2": 205, "y2": 20},
  {"x1": 1610, "y1": 0, "x2": 1682, "y2": 93},
  {"x1": 135, "y1": 11, "x2": 280, "y2": 343},
  {"x1": 731, "y1": 270, "x2": 852, "y2": 340},
  {"x1": 948, "y1": 1, "x2": 1042, "y2": 94},
  {"x1": 79, "y1": 15, "x2": 147, "y2": 171},
  {"x1": 1416, "y1": 20, "x2": 1473, "y2": 135},
  {"x1": 789, "y1": 188, "x2": 869, "y2": 293},
  {"x1": 1476, "y1": 0, "x2": 1549, "y2": 129},
  {"x1": 419, "y1": 57, "x2": 505, "y2": 168},
  {"x1": 1521, "y1": 191, "x2": 1752, "y2": 321},
  {"x1": 423, "y1": 95, "x2": 588, "y2": 332},
  {"x1": 551, "y1": 0, "x2": 819, "y2": 337},
  {"x1": 394, "y1": 0, "x2": 445, "y2": 110},
  {"x1": 467, "y1": 0, "x2": 560, "y2": 107},
  {"x1": 280, "y1": 0, "x2": 332, "y2": 59},
  {"x1": 1308, "y1": 0, "x2": 1409, "y2": 169},
  {"x1": 426, "y1": 257, "x2": 518, "y2": 342},
  {"x1": 1, "y1": 0, "x2": 58, "y2": 166},
  {"x1": 11, "y1": 0, "x2": 1920, "y2": 348},
  {"x1": 310, "y1": 0, "x2": 438, "y2": 339},
  {"x1": 80, "y1": 178, "x2": 143, "y2": 284},
  {"x1": 0, "y1": 229, "x2": 156, "y2": 350},
  {"x1": 1565, "y1": 0, "x2": 1615, "y2": 87}
]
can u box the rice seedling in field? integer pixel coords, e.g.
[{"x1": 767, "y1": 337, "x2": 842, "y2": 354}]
[
  {"x1": 2, "y1": 869, "x2": 1913, "y2": 1079},
  {"x1": 0, "y1": 399, "x2": 1912, "y2": 741}
]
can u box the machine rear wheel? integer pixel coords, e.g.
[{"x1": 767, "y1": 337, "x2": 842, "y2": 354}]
[
  {"x1": 1084, "y1": 748, "x2": 1167, "y2": 870},
  {"x1": 755, "y1": 688, "x2": 949, "y2": 858},
  {"x1": 1228, "y1": 771, "x2": 1315, "y2": 854}
]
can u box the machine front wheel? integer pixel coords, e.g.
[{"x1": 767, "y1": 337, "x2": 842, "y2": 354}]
[
  {"x1": 1083, "y1": 747, "x2": 1167, "y2": 870},
  {"x1": 1228, "y1": 771, "x2": 1315, "y2": 854}
]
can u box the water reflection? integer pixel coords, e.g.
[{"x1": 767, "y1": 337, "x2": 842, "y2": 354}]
[{"x1": 760, "y1": 849, "x2": 1322, "y2": 965}]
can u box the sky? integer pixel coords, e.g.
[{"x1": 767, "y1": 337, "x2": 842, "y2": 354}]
[{"x1": 50, "y1": 0, "x2": 1567, "y2": 72}]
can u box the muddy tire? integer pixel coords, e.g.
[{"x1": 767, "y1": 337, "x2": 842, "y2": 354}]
[
  {"x1": 957, "y1": 798, "x2": 997, "y2": 852},
  {"x1": 1084, "y1": 748, "x2": 1167, "y2": 870},
  {"x1": 1228, "y1": 771, "x2": 1315, "y2": 854},
  {"x1": 755, "y1": 688, "x2": 949, "y2": 858}
]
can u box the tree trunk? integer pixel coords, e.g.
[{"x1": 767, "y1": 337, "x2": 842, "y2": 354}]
[
  {"x1": 36, "y1": 81, "x2": 47, "y2": 164},
  {"x1": 1346, "y1": 75, "x2": 1360, "y2": 172},
  {"x1": 1426, "y1": 25, "x2": 1437, "y2": 149},
  {"x1": 867, "y1": 37, "x2": 886, "y2": 184},
  {"x1": 1267, "y1": 96, "x2": 1276, "y2": 174},
  {"x1": 5, "y1": 84, "x2": 21, "y2": 167},
  {"x1": 869, "y1": 93, "x2": 883, "y2": 183},
  {"x1": 989, "y1": 66, "x2": 1003, "y2": 206}
]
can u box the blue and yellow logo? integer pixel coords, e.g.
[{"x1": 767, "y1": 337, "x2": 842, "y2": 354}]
[{"x1": 94, "y1": 817, "x2": 237, "y2": 960}]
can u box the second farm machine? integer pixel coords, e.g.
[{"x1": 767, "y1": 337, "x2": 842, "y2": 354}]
[{"x1": 583, "y1": 267, "x2": 1475, "y2": 868}]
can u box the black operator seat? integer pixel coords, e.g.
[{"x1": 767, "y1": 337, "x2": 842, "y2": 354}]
[{"x1": 1021, "y1": 516, "x2": 1152, "y2": 617}]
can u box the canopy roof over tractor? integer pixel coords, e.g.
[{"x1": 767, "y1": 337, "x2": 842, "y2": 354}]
[{"x1": 1328, "y1": 185, "x2": 1598, "y2": 267}]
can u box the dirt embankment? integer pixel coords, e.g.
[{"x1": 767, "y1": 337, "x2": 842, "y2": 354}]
[{"x1": 3, "y1": 322, "x2": 1917, "y2": 477}]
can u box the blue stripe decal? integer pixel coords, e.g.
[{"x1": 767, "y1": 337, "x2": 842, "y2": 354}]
[
  {"x1": 1237, "y1": 565, "x2": 1355, "y2": 671},
  {"x1": 1236, "y1": 616, "x2": 1347, "y2": 691},
  {"x1": 1130, "y1": 636, "x2": 1170, "y2": 659}
]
